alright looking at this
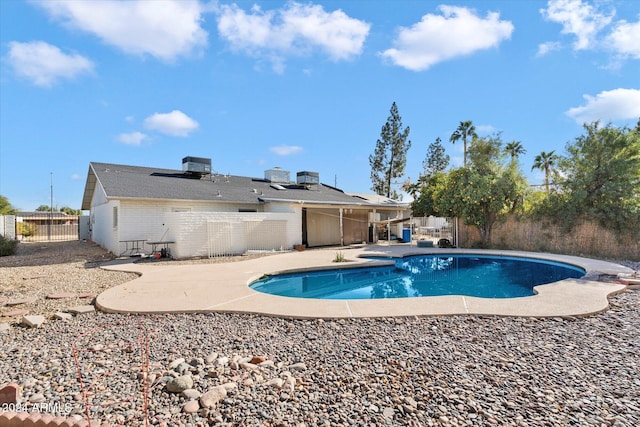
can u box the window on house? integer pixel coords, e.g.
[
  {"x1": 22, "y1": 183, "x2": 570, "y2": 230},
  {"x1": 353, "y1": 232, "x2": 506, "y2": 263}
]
[
  {"x1": 239, "y1": 209, "x2": 257, "y2": 213},
  {"x1": 113, "y1": 206, "x2": 118, "y2": 228}
]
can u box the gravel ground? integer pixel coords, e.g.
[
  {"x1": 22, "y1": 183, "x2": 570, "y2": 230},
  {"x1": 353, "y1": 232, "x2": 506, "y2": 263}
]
[
  {"x1": 1, "y1": 241, "x2": 639, "y2": 426},
  {"x1": 0, "y1": 241, "x2": 137, "y2": 322}
]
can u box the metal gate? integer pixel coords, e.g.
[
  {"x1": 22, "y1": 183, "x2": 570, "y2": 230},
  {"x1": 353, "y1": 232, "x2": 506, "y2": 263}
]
[
  {"x1": 207, "y1": 221, "x2": 233, "y2": 257},
  {"x1": 15, "y1": 213, "x2": 81, "y2": 242}
]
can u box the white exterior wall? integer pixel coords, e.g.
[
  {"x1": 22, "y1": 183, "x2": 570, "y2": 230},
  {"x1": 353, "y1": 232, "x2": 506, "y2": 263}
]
[
  {"x1": 89, "y1": 185, "x2": 120, "y2": 255},
  {"x1": 164, "y1": 211, "x2": 300, "y2": 258},
  {"x1": 115, "y1": 200, "x2": 264, "y2": 257},
  {"x1": 263, "y1": 202, "x2": 298, "y2": 214},
  {"x1": 88, "y1": 184, "x2": 270, "y2": 256},
  {"x1": 0, "y1": 215, "x2": 16, "y2": 239}
]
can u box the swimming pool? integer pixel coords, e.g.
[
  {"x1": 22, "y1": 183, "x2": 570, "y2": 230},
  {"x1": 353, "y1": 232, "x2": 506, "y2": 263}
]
[{"x1": 249, "y1": 254, "x2": 586, "y2": 299}]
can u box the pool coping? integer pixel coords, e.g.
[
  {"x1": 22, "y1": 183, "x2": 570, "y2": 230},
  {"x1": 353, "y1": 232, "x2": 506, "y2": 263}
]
[{"x1": 96, "y1": 245, "x2": 632, "y2": 318}]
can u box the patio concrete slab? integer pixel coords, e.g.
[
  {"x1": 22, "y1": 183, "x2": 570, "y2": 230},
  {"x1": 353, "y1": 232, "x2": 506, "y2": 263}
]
[{"x1": 97, "y1": 245, "x2": 631, "y2": 318}]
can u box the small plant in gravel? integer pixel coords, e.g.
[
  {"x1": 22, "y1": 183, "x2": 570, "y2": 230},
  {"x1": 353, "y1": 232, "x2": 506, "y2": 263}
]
[
  {"x1": 0, "y1": 234, "x2": 18, "y2": 256},
  {"x1": 333, "y1": 251, "x2": 346, "y2": 262}
]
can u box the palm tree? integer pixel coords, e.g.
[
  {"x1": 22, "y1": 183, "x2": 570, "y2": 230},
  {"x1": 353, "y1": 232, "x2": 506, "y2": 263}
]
[
  {"x1": 449, "y1": 120, "x2": 477, "y2": 167},
  {"x1": 532, "y1": 150, "x2": 558, "y2": 193},
  {"x1": 505, "y1": 141, "x2": 526, "y2": 161}
]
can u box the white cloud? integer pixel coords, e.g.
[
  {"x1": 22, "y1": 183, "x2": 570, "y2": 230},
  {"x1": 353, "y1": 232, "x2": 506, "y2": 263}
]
[
  {"x1": 216, "y1": 2, "x2": 370, "y2": 72},
  {"x1": 125, "y1": 115, "x2": 135, "y2": 123},
  {"x1": 6, "y1": 40, "x2": 93, "y2": 87},
  {"x1": 540, "y1": 0, "x2": 614, "y2": 51},
  {"x1": 33, "y1": 0, "x2": 208, "y2": 62},
  {"x1": 606, "y1": 18, "x2": 640, "y2": 59},
  {"x1": 536, "y1": 41, "x2": 562, "y2": 56},
  {"x1": 565, "y1": 88, "x2": 640, "y2": 124},
  {"x1": 143, "y1": 110, "x2": 199, "y2": 137},
  {"x1": 70, "y1": 173, "x2": 81, "y2": 180},
  {"x1": 380, "y1": 6, "x2": 513, "y2": 71},
  {"x1": 117, "y1": 131, "x2": 148, "y2": 145},
  {"x1": 270, "y1": 145, "x2": 303, "y2": 156}
]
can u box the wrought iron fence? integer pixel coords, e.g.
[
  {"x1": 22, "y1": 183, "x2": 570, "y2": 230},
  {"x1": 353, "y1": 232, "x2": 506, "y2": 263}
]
[{"x1": 15, "y1": 215, "x2": 80, "y2": 242}]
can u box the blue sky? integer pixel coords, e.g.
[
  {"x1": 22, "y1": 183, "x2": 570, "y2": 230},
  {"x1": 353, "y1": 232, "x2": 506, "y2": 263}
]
[{"x1": 1, "y1": 0, "x2": 638, "y2": 211}]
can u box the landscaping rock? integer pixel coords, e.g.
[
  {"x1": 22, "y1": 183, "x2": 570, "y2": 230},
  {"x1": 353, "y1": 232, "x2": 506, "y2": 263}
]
[
  {"x1": 288, "y1": 362, "x2": 307, "y2": 371},
  {"x1": 29, "y1": 393, "x2": 46, "y2": 403},
  {"x1": 77, "y1": 293, "x2": 97, "y2": 299},
  {"x1": 168, "y1": 357, "x2": 185, "y2": 369},
  {"x1": 46, "y1": 292, "x2": 78, "y2": 299},
  {"x1": 21, "y1": 315, "x2": 45, "y2": 328},
  {"x1": 54, "y1": 311, "x2": 73, "y2": 321},
  {"x1": 166, "y1": 375, "x2": 193, "y2": 393},
  {"x1": 199, "y1": 386, "x2": 227, "y2": 408},
  {"x1": 0, "y1": 383, "x2": 20, "y2": 404},
  {"x1": 265, "y1": 378, "x2": 284, "y2": 388},
  {"x1": 0, "y1": 309, "x2": 28, "y2": 318},
  {"x1": 6, "y1": 297, "x2": 37, "y2": 306},
  {"x1": 250, "y1": 356, "x2": 267, "y2": 364},
  {"x1": 181, "y1": 388, "x2": 201, "y2": 399},
  {"x1": 220, "y1": 382, "x2": 237, "y2": 392},
  {"x1": 183, "y1": 400, "x2": 200, "y2": 413},
  {"x1": 68, "y1": 305, "x2": 95, "y2": 314},
  {"x1": 0, "y1": 323, "x2": 9, "y2": 333}
]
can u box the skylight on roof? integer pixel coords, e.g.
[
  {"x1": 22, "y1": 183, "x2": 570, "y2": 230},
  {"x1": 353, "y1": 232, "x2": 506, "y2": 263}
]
[{"x1": 270, "y1": 184, "x2": 287, "y2": 191}]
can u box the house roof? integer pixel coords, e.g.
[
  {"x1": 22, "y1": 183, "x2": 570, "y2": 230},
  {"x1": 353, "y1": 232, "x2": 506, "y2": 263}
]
[
  {"x1": 17, "y1": 211, "x2": 74, "y2": 219},
  {"x1": 82, "y1": 162, "x2": 409, "y2": 211}
]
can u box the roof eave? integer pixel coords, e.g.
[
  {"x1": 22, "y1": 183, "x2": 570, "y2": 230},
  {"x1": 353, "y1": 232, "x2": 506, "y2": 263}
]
[
  {"x1": 259, "y1": 196, "x2": 409, "y2": 209},
  {"x1": 81, "y1": 164, "x2": 98, "y2": 210}
]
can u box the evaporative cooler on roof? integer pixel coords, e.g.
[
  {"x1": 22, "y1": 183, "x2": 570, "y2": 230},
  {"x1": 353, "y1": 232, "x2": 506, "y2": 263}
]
[
  {"x1": 182, "y1": 156, "x2": 211, "y2": 176},
  {"x1": 297, "y1": 171, "x2": 319, "y2": 190},
  {"x1": 265, "y1": 167, "x2": 290, "y2": 183}
]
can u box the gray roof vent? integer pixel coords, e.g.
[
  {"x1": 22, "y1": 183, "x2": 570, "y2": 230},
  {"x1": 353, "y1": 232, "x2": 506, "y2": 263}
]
[
  {"x1": 182, "y1": 156, "x2": 211, "y2": 176},
  {"x1": 265, "y1": 167, "x2": 290, "y2": 183}
]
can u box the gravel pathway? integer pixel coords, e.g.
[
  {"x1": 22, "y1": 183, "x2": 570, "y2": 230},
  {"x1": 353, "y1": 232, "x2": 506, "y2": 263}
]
[{"x1": 1, "y1": 242, "x2": 639, "y2": 426}]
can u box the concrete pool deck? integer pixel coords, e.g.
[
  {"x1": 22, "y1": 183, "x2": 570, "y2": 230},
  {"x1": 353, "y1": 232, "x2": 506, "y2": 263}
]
[{"x1": 96, "y1": 245, "x2": 633, "y2": 318}]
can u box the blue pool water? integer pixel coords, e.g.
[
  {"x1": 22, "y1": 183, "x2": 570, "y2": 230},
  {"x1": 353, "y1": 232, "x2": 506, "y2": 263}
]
[{"x1": 249, "y1": 255, "x2": 586, "y2": 299}]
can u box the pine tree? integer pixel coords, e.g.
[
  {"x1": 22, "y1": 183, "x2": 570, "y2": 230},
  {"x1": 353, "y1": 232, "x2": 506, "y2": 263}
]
[
  {"x1": 369, "y1": 102, "x2": 411, "y2": 200},
  {"x1": 422, "y1": 137, "x2": 450, "y2": 177}
]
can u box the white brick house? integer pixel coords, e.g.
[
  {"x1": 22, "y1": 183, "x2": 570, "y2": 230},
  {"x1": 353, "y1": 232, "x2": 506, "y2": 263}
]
[{"x1": 81, "y1": 159, "x2": 410, "y2": 258}]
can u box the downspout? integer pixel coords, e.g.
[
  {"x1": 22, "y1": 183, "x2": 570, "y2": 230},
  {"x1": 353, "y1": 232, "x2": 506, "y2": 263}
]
[
  {"x1": 339, "y1": 207, "x2": 344, "y2": 246},
  {"x1": 372, "y1": 208, "x2": 377, "y2": 243}
]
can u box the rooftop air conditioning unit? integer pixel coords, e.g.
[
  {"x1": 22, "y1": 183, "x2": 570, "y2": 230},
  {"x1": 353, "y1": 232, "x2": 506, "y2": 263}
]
[
  {"x1": 297, "y1": 171, "x2": 320, "y2": 190},
  {"x1": 265, "y1": 167, "x2": 290, "y2": 183},
  {"x1": 182, "y1": 156, "x2": 211, "y2": 175}
]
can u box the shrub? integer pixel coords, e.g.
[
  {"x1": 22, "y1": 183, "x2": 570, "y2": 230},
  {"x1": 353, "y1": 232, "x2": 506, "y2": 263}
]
[
  {"x1": 17, "y1": 222, "x2": 36, "y2": 237},
  {"x1": 0, "y1": 234, "x2": 18, "y2": 256}
]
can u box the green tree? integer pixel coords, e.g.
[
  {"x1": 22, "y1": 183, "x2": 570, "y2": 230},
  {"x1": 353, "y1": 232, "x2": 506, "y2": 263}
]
[
  {"x1": 35, "y1": 205, "x2": 58, "y2": 212},
  {"x1": 558, "y1": 121, "x2": 640, "y2": 229},
  {"x1": 405, "y1": 137, "x2": 450, "y2": 205},
  {"x1": 0, "y1": 195, "x2": 17, "y2": 215},
  {"x1": 432, "y1": 136, "x2": 527, "y2": 247},
  {"x1": 531, "y1": 150, "x2": 558, "y2": 194},
  {"x1": 408, "y1": 172, "x2": 446, "y2": 217},
  {"x1": 422, "y1": 137, "x2": 450, "y2": 177},
  {"x1": 449, "y1": 120, "x2": 477, "y2": 167},
  {"x1": 369, "y1": 102, "x2": 411, "y2": 200},
  {"x1": 60, "y1": 206, "x2": 82, "y2": 215},
  {"x1": 505, "y1": 140, "x2": 526, "y2": 162}
]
